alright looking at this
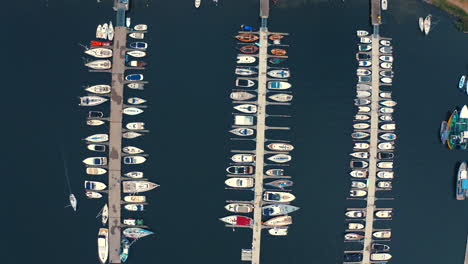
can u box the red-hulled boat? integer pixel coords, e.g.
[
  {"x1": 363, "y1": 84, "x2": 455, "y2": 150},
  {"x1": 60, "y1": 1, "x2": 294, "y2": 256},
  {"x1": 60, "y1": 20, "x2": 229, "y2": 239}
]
[
  {"x1": 240, "y1": 45, "x2": 259, "y2": 54},
  {"x1": 90, "y1": 40, "x2": 112, "y2": 47},
  {"x1": 219, "y1": 215, "x2": 252, "y2": 226},
  {"x1": 235, "y1": 34, "x2": 259, "y2": 42},
  {"x1": 271, "y1": 48, "x2": 287, "y2": 56},
  {"x1": 269, "y1": 34, "x2": 284, "y2": 41}
]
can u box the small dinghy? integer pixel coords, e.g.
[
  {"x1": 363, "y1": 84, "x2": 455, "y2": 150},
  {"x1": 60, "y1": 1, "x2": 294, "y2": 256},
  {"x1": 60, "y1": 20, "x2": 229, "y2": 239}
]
[
  {"x1": 123, "y1": 146, "x2": 144, "y2": 154},
  {"x1": 125, "y1": 171, "x2": 144, "y2": 178},
  {"x1": 134, "y1": 24, "x2": 148, "y2": 31},
  {"x1": 123, "y1": 132, "x2": 143, "y2": 139},
  {"x1": 129, "y1": 32, "x2": 145, "y2": 39},
  {"x1": 87, "y1": 120, "x2": 105, "y2": 126},
  {"x1": 239, "y1": 45, "x2": 258, "y2": 54},
  {"x1": 127, "y1": 97, "x2": 146, "y2": 105},
  {"x1": 129, "y1": 42, "x2": 148, "y2": 50},
  {"x1": 107, "y1": 21, "x2": 114, "y2": 41},
  {"x1": 236, "y1": 79, "x2": 255, "y2": 88}
]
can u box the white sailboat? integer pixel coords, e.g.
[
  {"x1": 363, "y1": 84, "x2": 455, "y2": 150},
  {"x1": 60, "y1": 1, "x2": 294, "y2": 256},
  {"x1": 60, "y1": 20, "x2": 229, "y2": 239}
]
[
  {"x1": 108, "y1": 21, "x2": 114, "y2": 41},
  {"x1": 62, "y1": 149, "x2": 77, "y2": 211},
  {"x1": 418, "y1": 17, "x2": 424, "y2": 33},
  {"x1": 195, "y1": 0, "x2": 201, "y2": 8},
  {"x1": 424, "y1": 15, "x2": 432, "y2": 35}
]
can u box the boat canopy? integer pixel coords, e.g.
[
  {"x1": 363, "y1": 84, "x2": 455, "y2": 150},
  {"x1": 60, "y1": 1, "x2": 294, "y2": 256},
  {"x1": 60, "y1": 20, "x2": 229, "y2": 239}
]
[{"x1": 462, "y1": 179, "x2": 468, "y2": 190}]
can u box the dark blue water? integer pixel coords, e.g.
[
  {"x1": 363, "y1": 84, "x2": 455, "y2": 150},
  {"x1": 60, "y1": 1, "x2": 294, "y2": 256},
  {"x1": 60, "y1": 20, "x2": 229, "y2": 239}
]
[{"x1": 5, "y1": 0, "x2": 468, "y2": 264}]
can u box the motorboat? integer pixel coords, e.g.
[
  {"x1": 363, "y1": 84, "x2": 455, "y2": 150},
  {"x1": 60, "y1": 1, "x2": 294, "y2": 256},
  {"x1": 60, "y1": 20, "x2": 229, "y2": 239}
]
[
  {"x1": 360, "y1": 37, "x2": 371, "y2": 44},
  {"x1": 268, "y1": 81, "x2": 291, "y2": 90},
  {"x1": 269, "y1": 34, "x2": 284, "y2": 41},
  {"x1": 380, "y1": 55, "x2": 393, "y2": 62},
  {"x1": 236, "y1": 79, "x2": 256, "y2": 88},
  {"x1": 419, "y1": 17, "x2": 424, "y2": 32},
  {"x1": 353, "y1": 143, "x2": 369, "y2": 149},
  {"x1": 268, "y1": 70, "x2": 290, "y2": 78},
  {"x1": 120, "y1": 238, "x2": 130, "y2": 262},
  {"x1": 79, "y1": 96, "x2": 108, "y2": 106},
  {"x1": 96, "y1": 25, "x2": 103, "y2": 39},
  {"x1": 129, "y1": 42, "x2": 148, "y2": 50},
  {"x1": 123, "y1": 228, "x2": 154, "y2": 239},
  {"x1": 350, "y1": 190, "x2": 367, "y2": 197},
  {"x1": 381, "y1": 77, "x2": 392, "y2": 84},
  {"x1": 357, "y1": 90, "x2": 371, "y2": 98},
  {"x1": 84, "y1": 180, "x2": 107, "y2": 191},
  {"x1": 126, "y1": 122, "x2": 145, "y2": 130},
  {"x1": 373, "y1": 231, "x2": 391, "y2": 238},
  {"x1": 358, "y1": 76, "x2": 372, "y2": 82},
  {"x1": 127, "y1": 50, "x2": 146, "y2": 58},
  {"x1": 356, "y1": 53, "x2": 371, "y2": 60},
  {"x1": 355, "y1": 99, "x2": 370, "y2": 106},
  {"x1": 380, "y1": 39, "x2": 391, "y2": 46},
  {"x1": 102, "y1": 204, "x2": 108, "y2": 225},
  {"x1": 372, "y1": 243, "x2": 390, "y2": 251},
  {"x1": 85, "y1": 60, "x2": 111, "y2": 70},
  {"x1": 88, "y1": 111, "x2": 104, "y2": 118},
  {"x1": 225, "y1": 203, "x2": 253, "y2": 213},
  {"x1": 125, "y1": 171, "x2": 144, "y2": 178},
  {"x1": 126, "y1": 17, "x2": 131, "y2": 28},
  {"x1": 355, "y1": 114, "x2": 370, "y2": 120},
  {"x1": 353, "y1": 123, "x2": 370, "y2": 130},
  {"x1": 350, "y1": 170, "x2": 367, "y2": 178},
  {"x1": 231, "y1": 154, "x2": 255, "y2": 163},
  {"x1": 377, "y1": 161, "x2": 393, "y2": 169},
  {"x1": 350, "y1": 160, "x2": 369, "y2": 169},
  {"x1": 123, "y1": 218, "x2": 144, "y2": 226},
  {"x1": 266, "y1": 169, "x2": 284, "y2": 176},
  {"x1": 101, "y1": 23, "x2": 108, "y2": 39},
  {"x1": 359, "y1": 60, "x2": 371, "y2": 67},
  {"x1": 357, "y1": 68, "x2": 371, "y2": 76},
  {"x1": 83, "y1": 156, "x2": 108, "y2": 165},
  {"x1": 125, "y1": 74, "x2": 144, "y2": 81},
  {"x1": 263, "y1": 215, "x2": 292, "y2": 226},
  {"x1": 378, "y1": 181, "x2": 392, "y2": 188},
  {"x1": 90, "y1": 40, "x2": 111, "y2": 47},
  {"x1": 262, "y1": 204, "x2": 299, "y2": 216},
  {"x1": 225, "y1": 178, "x2": 254, "y2": 188},
  {"x1": 380, "y1": 70, "x2": 394, "y2": 77},
  {"x1": 271, "y1": 49, "x2": 286, "y2": 56},
  {"x1": 380, "y1": 123, "x2": 396, "y2": 130},
  {"x1": 350, "y1": 151, "x2": 369, "y2": 158},
  {"x1": 134, "y1": 24, "x2": 148, "y2": 31},
  {"x1": 107, "y1": 21, "x2": 114, "y2": 41},
  {"x1": 129, "y1": 32, "x2": 145, "y2": 39},
  {"x1": 263, "y1": 191, "x2": 295, "y2": 202},
  {"x1": 237, "y1": 55, "x2": 256, "y2": 64},
  {"x1": 127, "y1": 97, "x2": 146, "y2": 105},
  {"x1": 380, "y1": 62, "x2": 392, "y2": 69},
  {"x1": 128, "y1": 61, "x2": 147, "y2": 68},
  {"x1": 375, "y1": 210, "x2": 392, "y2": 218},
  {"x1": 235, "y1": 34, "x2": 259, "y2": 42},
  {"x1": 230, "y1": 128, "x2": 254, "y2": 136},
  {"x1": 219, "y1": 215, "x2": 252, "y2": 226},
  {"x1": 85, "y1": 84, "x2": 111, "y2": 94},
  {"x1": 459, "y1": 75, "x2": 466, "y2": 90},
  {"x1": 97, "y1": 228, "x2": 108, "y2": 264},
  {"x1": 345, "y1": 210, "x2": 365, "y2": 218},
  {"x1": 344, "y1": 253, "x2": 363, "y2": 262},
  {"x1": 230, "y1": 92, "x2": 255, "y2": 100},
  {"x1": 85, "y1": 134, "x2": 109, "y2": 143},
  {"x1": 234, "y1": 115, "x2": 254, "y2": 126},
  {"x1": 85, "y1": 48, "x2": 112, "y2": 58},
  {"x1": 377, "y1": 171, "x2": 394, "y2": 179},
  {"x1": 351, "y1": 181, "x2": 367, "y2": 188},
  {"x1": 239, "y1": 45, "x2": 258, "y2": 54},
  {"x1": 457, "y1": 161, "x2": 468, "y2": 200},
  {"x1": 86, "y1": 167, "x2": 107, "y2": 175},
  {"x1": 380, "y1": 133, "x2": 397, "y2": 140},
  {"x1": 269, "y1": 93, "x2": 293, "y2": 102},
  {"x1": 269, "y1": 228, "x2": 288, "y2": 236},
  {"x1": 125, "y1": 204, "x2": 144, "y2": 211},
  {"x1": 356, "y1": 30, "x2": 369, "y2": 37},
  {"x1": 378, "y1": 152, "x2": 394, "y2": 159},
  {"x1": 371, "y1": 253, "x2": 392, "y2": 261},
  {"x1": 345, "y1": 233, "x2": 364, "y2": 241},
  {"x1": 424, "y1": 14, "x2": 431, "y2": 35},
  {"x1": 265, "y1": 179, "x2": 293, "y2": 189},
  {"x1": 87, "y1": 144, "x2": 106, "y2": 152},
  {"x1": 123, "y1": 132, "x2": 143, "y2": 139},
  {"x1": 267, "y1": 154, "x2": 291, "y2": 163},
  {"x1": 195, "y1": 0, "x2": 201, "y2": 8},
  {"x1": 267, "y1": 143, "x2": 294, "y2": 151},
  {"x1": 226, "y1": 166, "x2": 254, "y2": 174},
  {"x1": 380, "y1": 100, "x2": 397, "y2": 107},
  {"x1": 235, "y1": 68, "x2": 257, "y2": 76},
  {"x1": 123, "y1": 146, "x2": 144, "y2": 154},
  {"x1": 358, "y1": 44, "x2": 371, "y2": 52},
  {"x1": 123, "y1": 107, "x2": 144, "y2": 115},
  {"x1": 348, "y1": 223, "x2": 365, "y2": 230},
  {"x1": 124, "y1": 195, "x2": 146, "y2": 203},
  {"x1": 352, "y1": 132, "x2": 369, "y2": 139},
  {"x1": 86, "y1": 191, "x2": 103, "y2": 199},
  {"x1": 357, "y1": 83, "x2": 371, "y2": 90},
  {"x1": 123, "y1": 181, "x2": 159, "y2": 193},
  {"x1": 380, "y1": 107, "x2": 394, "y2": 114},
  {"x1": 380, "y1": 47, "x2": 392, "y2": 54},
  {"x1": 379, "y1": 91, "x2": 392, "y2": 98},
  {"x1": 269, "y1": 58, "x2": 286, "y2": 64},
  {"x1": 123, "y1": 156, "x2": 147, "y2": 164}
]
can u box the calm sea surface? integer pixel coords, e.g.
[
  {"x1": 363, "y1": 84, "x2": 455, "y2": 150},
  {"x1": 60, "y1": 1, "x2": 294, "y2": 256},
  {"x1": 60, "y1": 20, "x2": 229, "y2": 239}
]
[{"x1": 5, "y1": 0, "x2": 468, "y2": 263}]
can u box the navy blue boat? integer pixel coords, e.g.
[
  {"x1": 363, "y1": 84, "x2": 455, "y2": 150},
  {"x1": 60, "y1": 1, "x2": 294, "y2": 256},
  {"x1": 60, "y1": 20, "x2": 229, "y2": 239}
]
[
  {"x1": 125, "y1": 74, "x2": 144, "y2": 81},
  {"x1": 130, "y1": 42, "x2": 148, "y2": 50}
]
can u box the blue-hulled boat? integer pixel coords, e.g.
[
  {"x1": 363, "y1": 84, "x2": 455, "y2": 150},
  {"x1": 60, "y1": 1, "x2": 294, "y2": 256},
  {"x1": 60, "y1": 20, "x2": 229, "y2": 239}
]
[
  {"x1": 125, "y1": 74, "x2": 144, "y2": 81},
  {"x1": 265, "y1": 179, "x2": 293, "y2": 189},
  {"x1": 120, "y1": 238, "x2": 130, "y2": 262},
  {"x1": 130, "y1": 42, "x2": 148, "y2": 50},
  {"x1": 459, "y1": 75, "x2": 466, "y2": 90}
]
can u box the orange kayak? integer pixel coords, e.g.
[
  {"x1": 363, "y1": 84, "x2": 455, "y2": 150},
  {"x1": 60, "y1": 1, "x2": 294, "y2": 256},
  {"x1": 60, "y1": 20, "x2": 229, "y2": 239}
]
[
  {"x1": 269, "y1": 34, "x2": 284, "y2": 41},
  {"x1": 235, "y1": 34, "x2": 259, "y2": 42},
  {"x1": 271, "y1": 49, "x2": 287, "y2": 56}
]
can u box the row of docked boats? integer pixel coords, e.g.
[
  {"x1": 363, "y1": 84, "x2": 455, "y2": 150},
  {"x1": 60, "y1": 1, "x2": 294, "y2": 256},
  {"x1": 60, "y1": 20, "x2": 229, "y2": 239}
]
[
  {"x1": 341, "y1": 31, "x2": 397, "y2": 263},
  {"x1": 220, "y1": 31, "x2": 298, "y2": 237},
  {"x1": 82, "y1": 20, "x2": 155, "y2": 264}
]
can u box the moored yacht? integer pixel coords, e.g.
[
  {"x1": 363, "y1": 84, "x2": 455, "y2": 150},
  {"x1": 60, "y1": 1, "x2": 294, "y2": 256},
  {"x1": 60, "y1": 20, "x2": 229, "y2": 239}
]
[
  {"x1": 107, "y1": 21, "x2": 114, "y2": 41},
  {"x1": 265, "y1": 179, "x2": 293, "y2": 189},
  {"x1": 79, "y1": 96, "x2": 108, "y2": 106},
  {"x1": 127, "y1": 97, "x2": 146, "y2": 105},
  {"x1": 353, "y1": 143, "x2": 369, "y2": 149},
  {"x1": 345, "y1": 233, "x2": 364, "y2": 241},
  {"x1": 225, "y1": 178, "x2": 254, "y2": 188},
  {"x1": 424, "y1": 14, "x2": 432, "y2": 35},
  {"x1": 231, "y1": 154, "x2": 255, "y2": 163},
  {"x1": 234, "y1": 104, "x2": 257, "y2": 114},
  {"x1": 350, "y1": 170, "x2": 367, "y2": 178},
  {"x1": 267, "y1": 143, "x2": 294, "y2": 151},
  {"x1": 219, "y1": 215, "x2": 252, "y2": 226},
  {"x1": 225, "y1": 203, "x2": 253, "y2": 213},
  {"x1": 123, "y1": 146, "x2": 144, "y2": 154},
  {"x1": 268, "y1": 69, "x2": 290, "y2": 78},
  {"x1": 373, "y1": 230, "x2": 391, "y2": 238},
  {"x1": 126, "y1": 122, "x2": 145, "y2": 130},
  {"x1": 123, "y1": 228, "x2": 153, "y2": 239},
  {"x1": 97, "y1": 228, "x2": 109, "y2": 264},
  {"x1": 345, "y1": 210, "x2": 365, "y2": 218},
  {"x1": 267, "y1": 154, "x2": 291, "y2": 163},
  {"x1": 129, "y1": 32, "x2": 145, "y2": 39},
  {"x1": 123, "y1": 181, "x2": 159, "y2": 193},
  {"x1": 123, "y1": 132, "x2": 143, "y2": 139},
  {"x1": 269, "y1": 93, "x2": 293, "y2": 102},
  {"x1": 236, "y1": 79, "x2": 255, "y2": 88},
  {"x1": 226, "y1": 166, "x2": 254, "y2": 174},
  {"x1": 87, "y1": 120, "x2": 105, "y2": 126},
  {"x1": 86, "y1": 167, "x2": 107, "y2": 175},
  {"x1": 235, "y1": 68, "x2": 257, "y2": 76},
  {"x1": 268, "y1": 81, "x2": 291, "y2": 90},
  {"x1": 87, "y1": 144, "x2": 106, "y2": 152},
  {"x1": 123, "y1": 107, "x2": 144, "y2": 115},
  {"x1": 125, "y1": 171, "x2": 144, "y2": 178},
  {"x1": 86, "y1": 191, "x2": 103, "y2": 199},
  {"x1": 230, "y1": 91, "x2": 255, "y2": 101},
  {"x1": 230, "y1": 128, "x2": 254, "y2": 136},
  {"x1": 134, "y1": 24, "x2": 148, "y2": 31},
  {"x1": 83, "y1": 157, "x2": 107, "y2": 166},
  {"x1": 237, "y1": 55, "x2": 256, "y2": 64},
  {"x1": 85, "y1": 180, "x2": 107, "y2": 191},
  {"x1": 85, "y1": 48, "x2": 112, "y2": 58},
  {"x1": 266, "y1": 169, "x2": 284, "y2": 176},
  {"x1": 457, "y1": 161, "x2": 468, "y2": 200},
  {"x1": 123, "y1": 156, "x2": 146, "y2": 165},
  {"x1": 262, "y1": 204, "x2": 299, "y2": 216},
  {"x1": 263, "y1": 191, "x2": 295, "y2": 202},
  {"x1": 129, "y1": 42, "x2": 148, "y2": 50},
  {"x1": 263, "y1": 215, "x2": 292, "y2": 226},
  {"x1": 85, "y1": 59, "x2": 111, "y2": 69},
  {"x1": 85, "y1": 84, "x2": 111, "y2": 94}
]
